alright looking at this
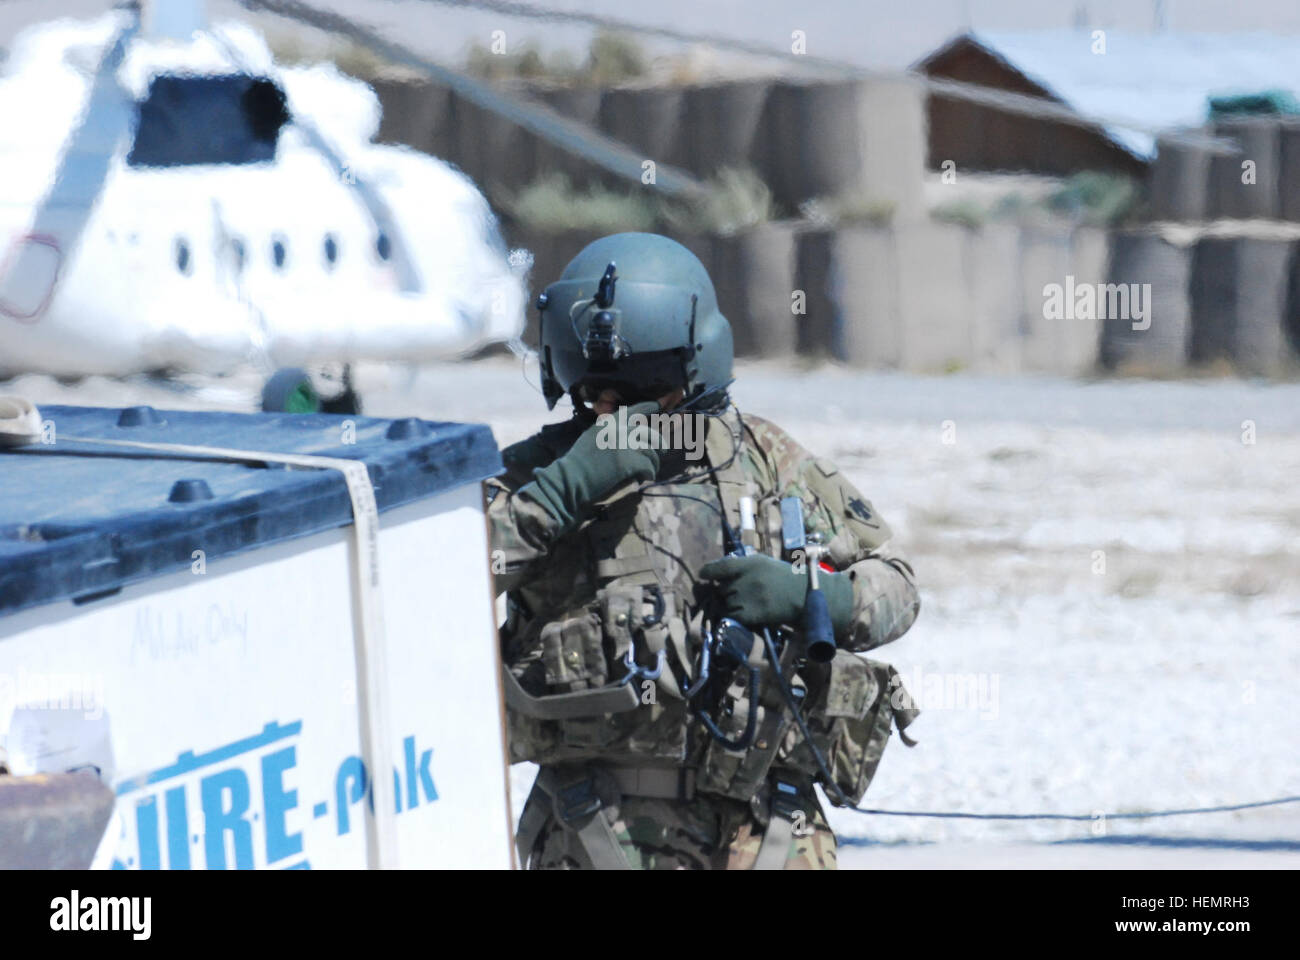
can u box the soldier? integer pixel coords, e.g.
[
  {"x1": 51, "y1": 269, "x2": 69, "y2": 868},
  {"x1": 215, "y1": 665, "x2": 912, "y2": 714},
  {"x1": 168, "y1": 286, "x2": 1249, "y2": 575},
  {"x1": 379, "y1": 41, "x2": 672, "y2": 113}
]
[{"x1": 488, "y1": 233, "x2": 920, "y2": 870}]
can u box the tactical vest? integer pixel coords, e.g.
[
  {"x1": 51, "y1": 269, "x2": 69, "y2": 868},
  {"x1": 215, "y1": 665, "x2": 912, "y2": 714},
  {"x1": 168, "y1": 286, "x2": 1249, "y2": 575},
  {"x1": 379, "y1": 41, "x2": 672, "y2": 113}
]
[{"x1": 501, "y1": 413, "x2": 914, "y2": 807}]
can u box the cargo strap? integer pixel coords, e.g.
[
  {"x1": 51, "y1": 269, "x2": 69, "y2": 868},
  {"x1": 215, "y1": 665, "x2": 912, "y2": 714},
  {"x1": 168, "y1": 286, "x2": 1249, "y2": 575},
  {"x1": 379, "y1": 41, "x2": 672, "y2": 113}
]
[
  {"x1": 752, "y1": 778, "x2": 809, "y2": 870},
  {"x1": 514, "y1": 781, "x2": 551, "y2": 868},
  {"x1": 753, "y1": 816, "x2": 795, "y2": 870},
  {"x1": 33, "y1": 431, "x2": 401, "y2": 870}
]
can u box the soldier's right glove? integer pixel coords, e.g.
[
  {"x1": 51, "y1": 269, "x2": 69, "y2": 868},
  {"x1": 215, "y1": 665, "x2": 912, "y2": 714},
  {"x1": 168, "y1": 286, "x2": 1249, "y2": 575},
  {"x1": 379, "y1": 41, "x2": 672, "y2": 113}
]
[
  {"x1": 517, "y1": 400, "x2": 663, "y2": 533},
  {"x1": 700, "y1": 553, "x2": 855, "y2": 637}
]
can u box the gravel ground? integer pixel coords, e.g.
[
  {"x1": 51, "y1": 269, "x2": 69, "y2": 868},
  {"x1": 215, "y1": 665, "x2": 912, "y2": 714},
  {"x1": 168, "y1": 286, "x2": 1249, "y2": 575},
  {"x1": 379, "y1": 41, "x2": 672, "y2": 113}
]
[{"x1": 9, "y1": 357, "x2": 1299, "y2": 866}]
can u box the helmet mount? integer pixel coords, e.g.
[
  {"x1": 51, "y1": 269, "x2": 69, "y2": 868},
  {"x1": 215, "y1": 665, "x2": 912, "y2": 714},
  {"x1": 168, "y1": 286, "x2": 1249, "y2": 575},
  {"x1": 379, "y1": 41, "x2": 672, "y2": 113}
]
[
  {"x1": 594, "y1": 261, "x2": 618, "y2": 309},
  {"x1": 580, "y1": 262, "x2": 631, "y2": 365}
]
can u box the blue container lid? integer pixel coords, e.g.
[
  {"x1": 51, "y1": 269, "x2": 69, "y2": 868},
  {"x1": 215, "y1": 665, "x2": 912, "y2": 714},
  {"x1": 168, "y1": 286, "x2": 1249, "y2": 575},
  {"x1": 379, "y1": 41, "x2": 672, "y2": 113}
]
[{"x1": 0, "y1": 405, "x2": 502, "y2": 617}]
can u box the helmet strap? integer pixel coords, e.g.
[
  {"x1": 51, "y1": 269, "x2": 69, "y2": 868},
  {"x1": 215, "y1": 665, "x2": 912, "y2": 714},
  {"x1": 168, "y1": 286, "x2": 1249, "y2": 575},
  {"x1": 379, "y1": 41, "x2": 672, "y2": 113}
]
[{"x1": 684, "y1": 293, "x2": 699, "y2": 392}]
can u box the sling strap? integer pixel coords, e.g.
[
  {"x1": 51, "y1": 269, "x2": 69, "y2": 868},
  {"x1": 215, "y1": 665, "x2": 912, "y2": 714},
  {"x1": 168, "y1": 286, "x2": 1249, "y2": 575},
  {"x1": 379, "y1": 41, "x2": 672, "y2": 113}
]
[
  {"x1": 752, "y1": 814, "x2": 795, "y2": 870},
  {"x1": 515, "y1": 764, "x2": 699, "y2": 869},
  {"x1": 517, "y1": 765, "x2": 631, "y2": 870},
  {"x1": 751, "y1": 778, "x2": 807, "y2": 870}
]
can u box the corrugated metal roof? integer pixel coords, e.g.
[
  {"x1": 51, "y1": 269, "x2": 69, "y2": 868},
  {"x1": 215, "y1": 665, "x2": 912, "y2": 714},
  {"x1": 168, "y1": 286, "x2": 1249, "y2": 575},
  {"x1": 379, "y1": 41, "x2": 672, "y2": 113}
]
[{"x1": 930, "y1": 30, "x2": 1300, "y2": 159}]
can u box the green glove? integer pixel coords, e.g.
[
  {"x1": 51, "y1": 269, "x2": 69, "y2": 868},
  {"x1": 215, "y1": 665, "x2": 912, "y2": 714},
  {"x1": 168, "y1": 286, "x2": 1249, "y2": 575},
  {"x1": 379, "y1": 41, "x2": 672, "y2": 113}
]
[
  {"x1": 518, "y1": 401, "x2": 662, "y2": 531},
  {"x1": 699, "y1": 553, "x2": 855, "y2": 637},
  {"x1": 500, "y1": 412, "x2": 594, "y2": 484}
]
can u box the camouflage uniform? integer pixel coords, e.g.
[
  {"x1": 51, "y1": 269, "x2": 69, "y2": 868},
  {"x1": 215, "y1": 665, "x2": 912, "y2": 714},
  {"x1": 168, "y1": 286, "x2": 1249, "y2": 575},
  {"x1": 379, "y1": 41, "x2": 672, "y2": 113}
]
[
  {"x1": 488, "y1": 406, "x2": 920, "y2": 870},
  {"x1": 531, "y1": 794, "x2": 839, "y2": 870}
]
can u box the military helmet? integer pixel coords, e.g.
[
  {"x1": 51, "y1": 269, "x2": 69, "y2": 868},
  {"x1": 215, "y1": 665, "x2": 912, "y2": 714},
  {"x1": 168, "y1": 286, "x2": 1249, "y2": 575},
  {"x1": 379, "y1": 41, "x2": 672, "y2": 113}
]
[{"x1": 536, "y1": 232, "x2": 733, "y2": 410}]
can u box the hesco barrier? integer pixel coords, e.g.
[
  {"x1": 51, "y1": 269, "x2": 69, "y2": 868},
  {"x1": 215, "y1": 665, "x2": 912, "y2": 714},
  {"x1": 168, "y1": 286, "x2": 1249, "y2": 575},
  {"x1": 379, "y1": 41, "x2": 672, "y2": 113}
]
[
  {"x1": 372, "y1": 75, "x2": 926, "y2": 219},
  {"x1": 598, "y1": 85, "x2": 687, "y2": 171},
  {"x1": 1209, "y1": 118, "x2": 1281, "y2": 221},
  {"x1": 681, "y1": 81, "x2": 773, "y2": 182},
  {"x1": 1101, "y1": 230, "x2": 1193, "y2": 374},
  {"x1": 508, "y1": 221, "x2": 1300, "y2": 377},
  {"x1": 1149, "y1": 119, "x2": 1300, "y2": 225},
  {"x1": 1281, "y1": 122, "x2": 1300, "y2": 223},
  {"x1": 531, "y1": 85, "x2": 605, "y2": 187},
  {"x1": 787, "y1": 220, "x2": 1110, "y2": 375},
  {"x1": 371, "y1": 77, "x2": 455, "y2": 163},
  {"x1": 1149, "y1": 135, "x2": 1215, "y2": 223},
  {"x1": 1191, "y1": 236, "x2": 1297, "y2": 376},
  {"x1": 710, "y1": 223, "x2": 801, "y2": 359}
]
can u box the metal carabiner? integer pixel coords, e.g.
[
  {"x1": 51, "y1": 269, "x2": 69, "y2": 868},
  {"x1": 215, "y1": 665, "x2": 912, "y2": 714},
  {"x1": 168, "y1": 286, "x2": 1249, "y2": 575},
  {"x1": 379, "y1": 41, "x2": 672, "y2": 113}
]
[
  {"x1": 616, "y1": 585, "x2": 668, "y2": 686},
  {"x1": 641, "y1": 585, "x2": 666, "y2": 627},
  {"x1": 681, "y1": 623, "x2": 713, "y2": 700},
  {"x1": 618, "y1": 645, "x2": 666, "y2": 686}
]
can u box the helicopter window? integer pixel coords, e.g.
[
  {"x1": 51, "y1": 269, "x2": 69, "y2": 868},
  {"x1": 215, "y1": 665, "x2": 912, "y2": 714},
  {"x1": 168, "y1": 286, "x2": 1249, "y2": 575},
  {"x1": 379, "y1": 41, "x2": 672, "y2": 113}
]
[
  {"x1": 174, "y1": 237, "x2": 191, "y2": 275},
  {"x1": 376, "y1": 232, "x2": 391, "y2": 262},
  {"x1": 323, "y1": 234, "x2": 338, "y2": 269},
  {"x1": 271, "y1": 237, "x2": 287, "y2": 271},
  {"x1": 128, "y1": 75, "x2": 290, "y2": 168}
]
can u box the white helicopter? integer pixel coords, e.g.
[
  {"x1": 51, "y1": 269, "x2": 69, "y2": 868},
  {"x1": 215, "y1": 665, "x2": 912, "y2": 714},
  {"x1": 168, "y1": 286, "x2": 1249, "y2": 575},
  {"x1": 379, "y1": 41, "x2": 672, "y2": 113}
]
[{"x1": 0, "y1": 1, "x2": 526, "y2": 412}]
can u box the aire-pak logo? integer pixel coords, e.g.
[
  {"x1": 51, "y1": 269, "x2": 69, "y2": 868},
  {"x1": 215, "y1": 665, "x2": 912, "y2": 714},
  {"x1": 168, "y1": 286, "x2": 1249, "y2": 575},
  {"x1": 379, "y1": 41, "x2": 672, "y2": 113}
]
[{"x1": 110, "y1": 720, "x2": 437, "y2": 869}]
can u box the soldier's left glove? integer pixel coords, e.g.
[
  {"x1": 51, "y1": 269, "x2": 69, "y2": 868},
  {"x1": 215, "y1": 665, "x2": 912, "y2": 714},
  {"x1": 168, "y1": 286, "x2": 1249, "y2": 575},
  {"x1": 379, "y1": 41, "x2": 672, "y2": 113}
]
[{"x1": 699, "y1": 553, "x2": 854, "y2": 636}]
